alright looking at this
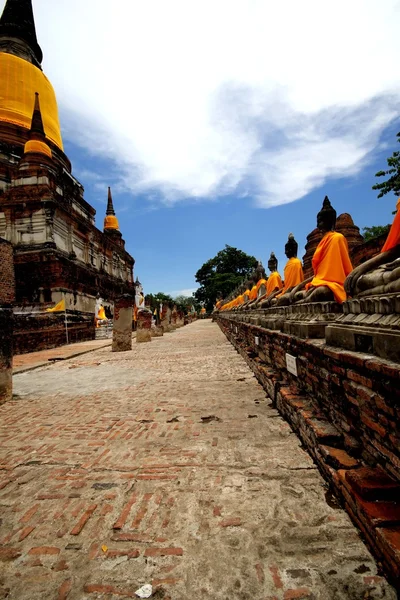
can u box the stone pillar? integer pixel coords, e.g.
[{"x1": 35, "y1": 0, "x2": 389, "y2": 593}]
[
  {"x1": 112, "y1": 294, "x2": 133, "y2": 352},
  {"x1": 0, "y1": 238, "x2": 15, "y2": 405},
  {"x1": 136, "y1": 309, "x2": 152, "y2": 343},
  {"x1": 161, "y1": 306, "x2": 172, "y2": 332},
  {"x1": 171, "y1": 305, "x2": 178, "y2": 329}
]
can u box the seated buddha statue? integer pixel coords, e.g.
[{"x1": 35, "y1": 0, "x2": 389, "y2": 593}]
[
  {"x1": 272, "y1": 234, "x2": 305, "y2": 306},
  {"x1": 345, "y1": 197, "x2": 400, "y2": 297},
  {"x1": 239, "y1": 280, "x2": 253, "y2": 309},
  {"x1": 245, "y1": 262, "x2": 268, "y2": 309},
  {"x1": 257, "y1": 253, "x2": 284, "y2": 308},
  {"x1": 293, "y1": 196, "x2": 353, "y2": 304},
  {"x1": 232, "y1": 284, "x2": 246, "y2": 311}
]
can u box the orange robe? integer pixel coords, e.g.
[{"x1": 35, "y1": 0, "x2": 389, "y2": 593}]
[
  {"x1": 277, "y1": 258, "x2": 304, "y2": 297},
  {"x1": 266, "y1": 272, "x2": 283, "y2": 296},
  {"x1": 381, "y1": 198, "x2": 400, "y2": 253},
  {"x1": 249, "y1": 285, "x2": 258, "y2": 301},
  {"x1": 305, "y1": 231, "x2": 352, "y2": 303}
]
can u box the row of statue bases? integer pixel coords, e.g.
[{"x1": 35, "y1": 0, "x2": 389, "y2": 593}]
[{"x1": 92, "y1": 281, "x2": 204, "y2": 339}]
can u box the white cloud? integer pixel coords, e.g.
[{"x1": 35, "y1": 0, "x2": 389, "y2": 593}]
[
  {"x1": 25, "y1": 0, "x2": 400, "y2": 206},
  {"x1": 169, "y1": 288, "x2": 198, "y2": 298}
]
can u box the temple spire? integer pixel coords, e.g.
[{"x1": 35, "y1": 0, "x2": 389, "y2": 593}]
[
  {"x1": 30, "y1": 92, "x2": 45, "y2": 136},
  {"x1": 0, "y1": 0, "x2": 43, "y2": 65},
  {"x1": 106, "y1": 187, "x2": 116, "y2": 215},
  {"x1": 104, "y1": 187, "x2": 120, "y2": 231},
  {"x1": 22, "y1": 93, "x2": 51, "y2": 158}
]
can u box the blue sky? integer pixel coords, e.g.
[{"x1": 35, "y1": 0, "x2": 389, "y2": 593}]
[{"x1": 3, "y1": 0, "x2": 400, "y2": 297}]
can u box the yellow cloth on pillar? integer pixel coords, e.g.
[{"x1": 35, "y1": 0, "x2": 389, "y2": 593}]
[
  {"x1": 277, "y1": 258, "x2": 304, "y2": 297},
  {"x1": 266, "y1": 272, "x2": 283, "y2": 296},
  {"x1": 46, "y1": 298, "x2": 65, "y2": 312},
  {"x1": 97, "y1": 306, "x2": 106, "y2": 320},
  {"x1": 381, "y1": 198, "x2": 400, "y2": 253},
  {"x1": 305, "y1": 231, "x2": 353, "y2": 303}
]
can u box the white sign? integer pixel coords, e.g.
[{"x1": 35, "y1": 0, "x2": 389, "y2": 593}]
[
  {"x1": 254, "y1": 336, "x2": 259, "y2": 346},
  {"x1": 286, "y1": 353, "x2": 298, "y2": 377},
  {"x1": 235, "y1": 327, "x2": 238, "y2": 333}
]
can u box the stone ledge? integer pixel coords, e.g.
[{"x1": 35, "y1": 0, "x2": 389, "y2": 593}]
[{"x1": 326, "y1": 324, "x2": 400, "y2": 362}]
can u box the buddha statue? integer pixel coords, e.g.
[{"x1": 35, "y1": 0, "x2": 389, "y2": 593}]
[
  {"x1": 232, "y1": 283, "x2": 246, "y2": 311},
  {"x1": 293, "y1": 196, "x2": 353, "y2": 304},
  {"x1": 272, "y1": 234, "x2": 304, "y2": 306},
  {"x1": 245, "y1": 261, "x2": 268, "y2": 309},
  {"x1": 345, "y1": 198, "x2": 400, "y2": 298},
  {"x1": 257, "y1": 253, "x2": 283, "y2": 308},
  {"x1": 240, "y1": 280, "x2": 254, "y2": 309},
  {"x1": 241, "y1": 273, "x2": 258, "y2": 310}
]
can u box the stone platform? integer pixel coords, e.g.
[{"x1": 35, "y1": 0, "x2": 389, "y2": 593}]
[{"x1": 0, "y1": 321, "x2": 396, "y2": 598}]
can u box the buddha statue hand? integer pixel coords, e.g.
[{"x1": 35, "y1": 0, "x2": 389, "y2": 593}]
[{"x1": 344, "y1": 248, "x2": 399, "y2": 297}]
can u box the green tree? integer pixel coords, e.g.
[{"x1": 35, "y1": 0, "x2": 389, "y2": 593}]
[
  {"x1": 172, "y1": 295, "x2": 199, "y2": 313},
  {"x1": 194, "y1": 245, "x2": 257, "y2": 311},
  {"x1": 362, "y1": 225, "x2": 391, "y2": 242},
  {"x1": 145, "y1": 292, "x2": 173, "y2": 311},
  {"x1": 372, "y1": 131, "x2": 400, "y2": 198}
]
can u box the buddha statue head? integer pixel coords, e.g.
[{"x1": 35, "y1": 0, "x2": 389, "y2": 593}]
[
  {"x1": 285, "y1": 233, "x2": 298, "y2": 259},
  {"x1": 317, "y1": 196, "x2": 337, "y2": 233},
  {"x1": 268, "y1": 252, "x2": 278, "y2": 273},
  {"x1": 255, "y1": 260, "x2": 266, "y2": 281}
]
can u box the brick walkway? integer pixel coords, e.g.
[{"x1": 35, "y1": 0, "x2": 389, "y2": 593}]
[{"x1": 0, "y1": 321, "x2": 396, "y2": 599}]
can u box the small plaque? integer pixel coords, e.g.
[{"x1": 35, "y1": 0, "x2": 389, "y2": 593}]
[
  {"x1": 255, "y1": 336, "x2": 259, "y2": 346},
  {"x1": 286, "y1": 353, "x2": 298, "y2": 376},
  {"x1": 235, "y1": 327, "x2": 238, "y2": 333}
]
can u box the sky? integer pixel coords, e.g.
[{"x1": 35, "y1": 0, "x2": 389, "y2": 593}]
[{"x1": 5, "y1": 0, "x2": 400, "y2": 296}]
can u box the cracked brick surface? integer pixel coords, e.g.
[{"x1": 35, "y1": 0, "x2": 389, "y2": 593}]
[{"x1": 0, "y1": 321, "x2": 396, "y2": 599}]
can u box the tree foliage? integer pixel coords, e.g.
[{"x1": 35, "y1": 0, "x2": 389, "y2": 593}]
[
  {"x1": 145, "y1": 292, "x2": 173, "y2": 311},
  {"x1": 372, "y1": 131, "x2": 400, "y2": 198},
  {"x1": 194, "y1": 245, "x2": 257, "y2": 311},
  {"x1": 145, "y1": 292, "x2": 201, "y2": 314},
  {"x1": 362, "y1": 225, "x2": 391, "y2": 242}
]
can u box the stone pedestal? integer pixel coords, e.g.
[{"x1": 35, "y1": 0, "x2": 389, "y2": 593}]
[
  {"x1": 161, "y1": 307, "x2": 172, "y2": 332},
  {"x1": 0, "y1": 308, "x2": 13, "y2": 405},
  {"x1": 0, "y1": 238, "x2": 15, "y2": 404},
  {"x1": 326, "y1": 293, "x2": 400, "y2": 361},
  {"x1": 151, "y1": 325, "x2": 164, "y2": 337},
  {"x1": 136, "y1": 309, "x2": 152, "y2": 343},
  {"x1": 112, "y1": 294, "x2": 133, "y2": 352}
]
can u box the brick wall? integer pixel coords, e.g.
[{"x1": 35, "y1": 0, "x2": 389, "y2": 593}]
[
  {"x1": 217, "y1": 314, "x2": 400, "y2": 588},
  {"x1": 218, "y1": 316, "x2": 400, "y2": 482},
  {"x1": 13, "y1": 313, "x2": 95, "y2": 355},
  {"x1": 351, "y1": 233, "x2": 386, "y2": 266},
  {"x1": 0, "y1": 237, "x2": 15, "y2": 305}
]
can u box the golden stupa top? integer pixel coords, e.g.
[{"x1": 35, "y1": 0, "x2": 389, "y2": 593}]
[
  {"x1": 104, "y1": 187, "x2": 120, "y2": 231},
  {"x1": 0, "y1": 52, "x2": 63, "y2": 150}
]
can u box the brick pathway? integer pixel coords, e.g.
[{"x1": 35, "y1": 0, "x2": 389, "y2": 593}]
[{"x1": 0, "y1": 321, "x2": 396, "y2": 599}]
